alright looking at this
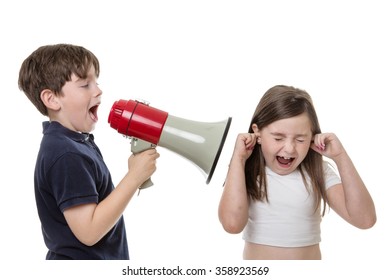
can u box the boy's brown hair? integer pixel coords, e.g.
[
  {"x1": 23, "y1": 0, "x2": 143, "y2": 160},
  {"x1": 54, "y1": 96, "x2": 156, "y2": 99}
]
[{"x1": 18, "y1": 44, "x2": 100, "y2": 116}]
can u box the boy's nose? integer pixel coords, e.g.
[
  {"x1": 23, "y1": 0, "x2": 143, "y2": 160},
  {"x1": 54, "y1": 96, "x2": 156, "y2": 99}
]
[{"x1": 96, "y1": 86, "x2": 103, "y2": 97}]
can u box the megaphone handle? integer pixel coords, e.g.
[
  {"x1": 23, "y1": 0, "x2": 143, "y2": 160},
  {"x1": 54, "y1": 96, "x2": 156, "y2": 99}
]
[
  {"x1": 130, "y1": 138, "x2": 157, "y2": 191},
  {"x1": 139, "y1": 178, "x2": 154, "y2": 189}
]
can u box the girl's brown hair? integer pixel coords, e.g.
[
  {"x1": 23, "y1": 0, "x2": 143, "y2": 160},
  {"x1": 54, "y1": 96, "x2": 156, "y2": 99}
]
[{"x1": 246, "y1": 85, "x2": 328, "y2": 216}]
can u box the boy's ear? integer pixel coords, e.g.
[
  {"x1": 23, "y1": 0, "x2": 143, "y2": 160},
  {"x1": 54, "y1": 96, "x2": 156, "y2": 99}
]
[{"x1": 40, "y1": 89, "x2": 60, "y2": 111}]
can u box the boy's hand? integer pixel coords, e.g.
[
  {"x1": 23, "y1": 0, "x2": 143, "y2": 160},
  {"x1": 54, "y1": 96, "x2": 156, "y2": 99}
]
[{"x1": 128, "y1": 148, "x2": 160, "y2": 185}]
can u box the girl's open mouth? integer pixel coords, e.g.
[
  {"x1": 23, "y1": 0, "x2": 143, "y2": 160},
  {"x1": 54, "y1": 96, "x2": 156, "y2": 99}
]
[{"x1": 276, "y1": 156, "x2": 294, "y2": 166}]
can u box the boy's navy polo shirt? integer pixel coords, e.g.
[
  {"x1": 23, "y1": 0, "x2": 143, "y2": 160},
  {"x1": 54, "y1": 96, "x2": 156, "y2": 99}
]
[{"x1": 34, "y1": 121, "x2": 129, "y2": 260}]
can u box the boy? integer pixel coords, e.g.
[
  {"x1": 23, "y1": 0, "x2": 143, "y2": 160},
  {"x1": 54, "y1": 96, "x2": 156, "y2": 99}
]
[{"x1": 18, "y1": 44, "x2": 159, "y2": 259}]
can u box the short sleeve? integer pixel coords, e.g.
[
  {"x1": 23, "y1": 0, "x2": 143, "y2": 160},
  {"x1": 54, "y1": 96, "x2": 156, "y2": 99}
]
[
  {"x1": 48, "y1": 152, "x2": 99, "y2": 212},
  {"x1": 323, "y1": 161, "x2": 342, "y2": 190}
]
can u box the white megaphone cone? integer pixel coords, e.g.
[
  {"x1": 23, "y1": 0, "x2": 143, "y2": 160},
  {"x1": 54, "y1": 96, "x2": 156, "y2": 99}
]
[{"x1": 108, "y1": 99, "x2": 232, "y2": 189}]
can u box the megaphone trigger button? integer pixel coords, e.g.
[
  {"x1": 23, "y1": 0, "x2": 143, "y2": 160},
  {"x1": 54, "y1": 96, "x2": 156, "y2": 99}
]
[{"x1": 135, "y1": 99, "x2": 150, "y2": 106}]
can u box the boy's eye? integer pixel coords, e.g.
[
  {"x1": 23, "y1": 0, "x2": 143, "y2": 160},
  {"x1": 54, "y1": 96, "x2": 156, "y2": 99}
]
[
  {"x1": 297, "y1": 139, "x2": 305, "y2": 143},
  {"x1": 81, "y1": 82, "x2": 99, "y2": 88}
]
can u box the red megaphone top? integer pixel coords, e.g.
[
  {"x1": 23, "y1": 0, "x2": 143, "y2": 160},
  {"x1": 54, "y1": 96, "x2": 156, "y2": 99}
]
[{"x1": 108, "y1": 99, "x2": 168, "y2": 145}]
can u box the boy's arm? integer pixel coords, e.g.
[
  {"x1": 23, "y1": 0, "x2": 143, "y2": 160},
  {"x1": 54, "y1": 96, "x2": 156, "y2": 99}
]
[{"x1": 63, "y1": 149, "x2": 159, "y2": 246}]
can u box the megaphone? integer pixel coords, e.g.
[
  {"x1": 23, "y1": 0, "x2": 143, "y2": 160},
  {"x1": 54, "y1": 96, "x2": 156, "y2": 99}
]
[{"x1": 108, "y1": 99, "x2": 232, "y2": 189}]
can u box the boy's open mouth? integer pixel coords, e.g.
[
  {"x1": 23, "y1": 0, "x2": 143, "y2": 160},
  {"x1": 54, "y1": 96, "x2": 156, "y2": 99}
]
[
  {"x1": 276, "y1": 156, "x2": 294, "y2": 166},
  {"x1": 89, "y1": 105, "x2": 99, "y2": 122}
]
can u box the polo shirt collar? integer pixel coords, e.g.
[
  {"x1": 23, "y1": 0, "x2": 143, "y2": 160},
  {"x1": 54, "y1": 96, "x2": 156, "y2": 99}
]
[{"x1": 42, "y1": 121, "x2": 93, "y2": 142}]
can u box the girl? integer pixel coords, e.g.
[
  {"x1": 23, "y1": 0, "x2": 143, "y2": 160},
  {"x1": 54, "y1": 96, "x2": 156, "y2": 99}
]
[{"x1": 218, "y1": 85, "x2": 376, "y2": 260}]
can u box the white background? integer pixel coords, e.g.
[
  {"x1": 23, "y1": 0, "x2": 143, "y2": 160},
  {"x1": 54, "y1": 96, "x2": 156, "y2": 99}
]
[{"x1": 1, "y1": 0, "x2": 388, "y2": 279}]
